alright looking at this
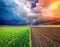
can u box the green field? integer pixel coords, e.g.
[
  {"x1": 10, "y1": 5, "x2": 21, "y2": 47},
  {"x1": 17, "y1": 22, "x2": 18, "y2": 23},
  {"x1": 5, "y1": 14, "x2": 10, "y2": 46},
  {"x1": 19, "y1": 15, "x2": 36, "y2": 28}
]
[{"x1": 0, "y1": 26, "x2": 31, "y2": 47}]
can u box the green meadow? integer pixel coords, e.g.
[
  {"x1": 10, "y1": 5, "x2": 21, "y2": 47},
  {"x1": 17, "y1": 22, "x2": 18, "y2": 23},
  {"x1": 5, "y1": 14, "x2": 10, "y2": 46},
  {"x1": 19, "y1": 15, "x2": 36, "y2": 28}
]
[{"x1": 0, "y1": 26, "x2": 31, "y2": 47}]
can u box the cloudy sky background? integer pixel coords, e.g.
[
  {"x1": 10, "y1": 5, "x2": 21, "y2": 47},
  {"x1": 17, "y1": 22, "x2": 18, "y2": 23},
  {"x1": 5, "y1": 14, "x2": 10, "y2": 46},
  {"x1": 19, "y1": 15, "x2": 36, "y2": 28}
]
[
  {"x1": 0, "y1": 0, "x2": 39, "y2": 25},
  {"x1": 0, "y1": 0, "x2": 60, "y2": 25}
]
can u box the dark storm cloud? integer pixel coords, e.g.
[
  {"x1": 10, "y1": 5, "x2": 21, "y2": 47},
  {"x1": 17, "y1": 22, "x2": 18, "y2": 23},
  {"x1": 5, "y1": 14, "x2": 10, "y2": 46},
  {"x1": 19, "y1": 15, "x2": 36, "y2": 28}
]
[{"x1": 0, "y1": 0, "x2": 31, "y2": 25}]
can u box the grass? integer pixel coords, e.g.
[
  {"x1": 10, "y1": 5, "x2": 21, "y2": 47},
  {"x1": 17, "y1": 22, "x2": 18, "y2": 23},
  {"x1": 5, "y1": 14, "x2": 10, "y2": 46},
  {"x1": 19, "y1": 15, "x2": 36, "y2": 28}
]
[{"x1": 0, "y1": 26, "x2": 31, "y2": 47}]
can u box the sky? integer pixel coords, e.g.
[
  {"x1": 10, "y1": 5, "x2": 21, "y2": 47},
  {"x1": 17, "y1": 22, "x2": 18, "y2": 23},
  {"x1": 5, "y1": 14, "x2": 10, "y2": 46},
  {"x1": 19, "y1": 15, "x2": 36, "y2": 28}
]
[
  {"x1": 0, "y1": 0, "x2": 39, "y2": 25},
  {"x1": 0, "y1": 0, "x2": 60, "y2": 25}
]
